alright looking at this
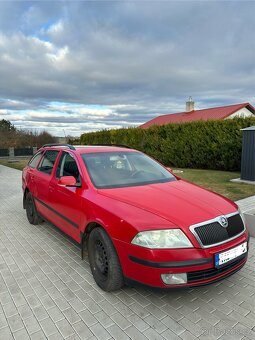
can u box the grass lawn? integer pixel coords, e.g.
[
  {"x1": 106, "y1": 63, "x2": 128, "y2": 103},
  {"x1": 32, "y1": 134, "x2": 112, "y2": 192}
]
[
  {"x1": 174, "y1": 168, "x2": 255, "y2": 201},
  {"x1": 0, "y1": 158, "x2": 254, "y2": 201},
  {"x1": 0, "y1": 158, "x2": 30, "y2": 171}
]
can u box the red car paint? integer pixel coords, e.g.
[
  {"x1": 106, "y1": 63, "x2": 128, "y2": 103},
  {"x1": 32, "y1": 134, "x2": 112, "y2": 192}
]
[{"x1": 22, "y1": 145, "x2": 249, "y2": 289}]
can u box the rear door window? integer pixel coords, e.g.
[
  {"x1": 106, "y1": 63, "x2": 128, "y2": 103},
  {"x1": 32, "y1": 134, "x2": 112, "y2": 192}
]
[
  {"x1": 38, "y1": 150, "x2": 59, "y2": 175},
  {"x1": 28, "y1": 151, "x2": 43, "y2": 169}
]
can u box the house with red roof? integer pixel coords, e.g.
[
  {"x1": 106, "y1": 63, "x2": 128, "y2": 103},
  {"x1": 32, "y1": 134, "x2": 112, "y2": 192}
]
[{"x1": 140, "y1": 98, "x2": 255, "y2": 129}]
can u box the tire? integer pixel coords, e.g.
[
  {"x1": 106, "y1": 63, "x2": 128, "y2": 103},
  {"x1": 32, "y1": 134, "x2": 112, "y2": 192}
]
[
  {"x1": 25, "y1": 192, "x2": 40, "y2": 225},
  {"x1": 88, "y1": 227, "x2": 124, "y2": 291}
]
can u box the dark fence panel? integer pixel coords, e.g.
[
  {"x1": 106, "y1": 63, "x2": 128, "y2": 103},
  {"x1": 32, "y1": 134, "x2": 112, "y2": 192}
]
[
  {"x1": 14, "y1": 148, "x2": 33, "y2": 156},
  {"x1": 241, "y1": 128, "x2": 255, "y2": 181},
  {"x1": 0, "y1": 148, "x2": 9, "y2": 157}
]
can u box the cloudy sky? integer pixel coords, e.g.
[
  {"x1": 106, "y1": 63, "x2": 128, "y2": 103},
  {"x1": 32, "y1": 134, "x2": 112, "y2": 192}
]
[{"x1": 0, "y1": 1, "x2": 254, "y2": 137}]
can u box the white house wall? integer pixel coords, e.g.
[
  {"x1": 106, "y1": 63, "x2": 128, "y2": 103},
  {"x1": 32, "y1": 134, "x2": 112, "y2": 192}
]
[{"x1": 226, "y1": 107, "x2": 254, "y2": 119}]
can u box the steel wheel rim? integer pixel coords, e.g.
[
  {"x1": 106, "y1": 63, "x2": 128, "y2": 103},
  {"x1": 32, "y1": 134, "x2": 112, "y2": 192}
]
[
  {"x1": 27, "y1": 196, "x2": 34, "y2": 219},
  {"x1": 95, "y1": 240, "x2": 108, "y2": 277}
]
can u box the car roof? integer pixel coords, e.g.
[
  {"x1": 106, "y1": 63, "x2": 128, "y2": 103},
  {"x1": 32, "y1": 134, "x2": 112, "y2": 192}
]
[{"x1": 39, "y1": 144, "x2": 138, "y2": 154}]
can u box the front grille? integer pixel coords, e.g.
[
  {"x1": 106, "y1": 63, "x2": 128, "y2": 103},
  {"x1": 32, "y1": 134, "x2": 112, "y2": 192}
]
[
  {"x1": 187, "y1": 254, "x2": 247, "y2": 283},
  {"x1": 192, "y1": 213, "x2": 245, "y2": 247}
]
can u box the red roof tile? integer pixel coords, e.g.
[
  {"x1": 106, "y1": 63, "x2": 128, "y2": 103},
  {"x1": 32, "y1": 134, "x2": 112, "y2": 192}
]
[{"x1": 140, "y1": 103, "x2": 255, "y2": 129}]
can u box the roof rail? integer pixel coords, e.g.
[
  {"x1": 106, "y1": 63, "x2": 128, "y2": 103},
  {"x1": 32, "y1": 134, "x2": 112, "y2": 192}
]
[
  {"x1": 91, "y1": 144, "x2": 132, "y2": 149},
  {"x1": 42, "y1": 143, "x2": 76, "y2": 150}
]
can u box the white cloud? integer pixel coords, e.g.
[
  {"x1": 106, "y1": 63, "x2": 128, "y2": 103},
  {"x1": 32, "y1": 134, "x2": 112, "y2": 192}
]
[{"x1": 47, "y1": 20, "x2": 64, "y2": 35}]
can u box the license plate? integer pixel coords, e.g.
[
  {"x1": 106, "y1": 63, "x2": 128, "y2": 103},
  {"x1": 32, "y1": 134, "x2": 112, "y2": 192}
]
[{"x1": 215, "y1": 242, "x2": 247, "y2": 268}]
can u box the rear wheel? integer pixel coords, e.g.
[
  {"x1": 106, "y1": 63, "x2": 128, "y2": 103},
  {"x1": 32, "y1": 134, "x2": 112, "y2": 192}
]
[
  {"x1": 25, "y1": 192, "x2": 40, "y2": 225},
  {"x1": 88, "y1": 227, "x2": 124, "y2": 291}
]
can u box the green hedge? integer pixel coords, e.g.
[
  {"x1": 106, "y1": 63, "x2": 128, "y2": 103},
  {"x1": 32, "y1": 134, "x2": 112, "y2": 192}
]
[{"x1": 80, "y1": 117, "x2": 255, "y2": 171}]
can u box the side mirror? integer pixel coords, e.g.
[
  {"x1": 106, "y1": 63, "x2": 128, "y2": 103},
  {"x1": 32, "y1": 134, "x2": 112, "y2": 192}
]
[{"x1": 58, "y1": 176, "x2": 77, "y2": 187}]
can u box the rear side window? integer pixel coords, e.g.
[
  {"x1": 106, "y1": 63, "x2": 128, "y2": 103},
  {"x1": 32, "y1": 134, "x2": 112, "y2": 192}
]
[
  {"x1": 38, "y1": 150, "x2": 59, "y2": 175},
  {"x1": 28, "y1": 152, "x2": 43, "y2": 169}
]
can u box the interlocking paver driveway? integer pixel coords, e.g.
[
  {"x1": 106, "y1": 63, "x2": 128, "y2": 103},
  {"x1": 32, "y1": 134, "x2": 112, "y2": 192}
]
[{"x1": 0, "y1": 164, "x2": 255, "y2": 340}]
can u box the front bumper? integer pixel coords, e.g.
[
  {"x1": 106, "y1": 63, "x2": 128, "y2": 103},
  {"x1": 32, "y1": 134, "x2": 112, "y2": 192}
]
[{"x1": 114, "y1": 230, "x2": 249, "y2": 288}]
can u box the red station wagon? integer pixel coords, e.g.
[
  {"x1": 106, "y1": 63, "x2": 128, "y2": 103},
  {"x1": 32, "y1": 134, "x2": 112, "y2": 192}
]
[{"x1": 22, "y1": 144, "x2": 249, "y2": 291}]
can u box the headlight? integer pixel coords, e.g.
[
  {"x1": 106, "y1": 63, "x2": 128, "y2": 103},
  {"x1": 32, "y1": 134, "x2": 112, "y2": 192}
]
[
  {"x1": 238, "y1": 207, "x2": 246, "y2": 226},
  {"x1": 131, "y1": 229, "x2": 193, "y2": 249}
]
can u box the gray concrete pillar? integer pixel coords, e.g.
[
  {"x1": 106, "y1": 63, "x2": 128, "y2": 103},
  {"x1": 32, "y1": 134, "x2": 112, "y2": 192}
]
[{"x1": 9, "y1": 147, "x2": 14, "y2": 158}]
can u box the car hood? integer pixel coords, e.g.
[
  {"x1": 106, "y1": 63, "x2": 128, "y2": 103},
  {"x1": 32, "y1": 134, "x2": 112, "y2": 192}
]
[{"x1": 98, "y1": 179, "x2": 237, "y2": 229}]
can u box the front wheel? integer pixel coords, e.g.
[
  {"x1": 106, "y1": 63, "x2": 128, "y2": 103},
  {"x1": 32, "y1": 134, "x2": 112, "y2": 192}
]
[
  {"x1": 25, "y1": 192, "x2": 40, "y2": 225},
  {"x1": 88, "y1": 227, "x2": 124, "y2": 291}
]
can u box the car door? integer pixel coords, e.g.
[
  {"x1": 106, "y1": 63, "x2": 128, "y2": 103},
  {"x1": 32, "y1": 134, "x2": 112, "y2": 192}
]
[
  {"x1": 48, "y1": 151, "x2": 83, "y2": 242},
  {"x1": 24, "y1": 151, "x2": 44, "y2": 196},
  {"x1": 33, "y1": 149, "x2": 60, "y2": 218}
]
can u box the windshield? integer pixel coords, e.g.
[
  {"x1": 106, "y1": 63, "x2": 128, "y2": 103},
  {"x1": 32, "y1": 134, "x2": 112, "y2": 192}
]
[{"x1": 81, "y1": 151, "x2": 176, "y2": 189}]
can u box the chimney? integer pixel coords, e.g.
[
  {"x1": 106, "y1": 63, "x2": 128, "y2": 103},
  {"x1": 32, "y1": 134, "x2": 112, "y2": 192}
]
[{"x1": 186, "y1": 97, "x2": 194, "y2": 112}]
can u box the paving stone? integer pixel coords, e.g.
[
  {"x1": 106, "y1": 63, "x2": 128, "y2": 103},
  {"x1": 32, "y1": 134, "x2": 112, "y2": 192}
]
[
  {"x1": 12, "y1": 292, "x2": 27, "y2": 307},
  {"x1": 110, "y1": 312, "x2": 131, "y2": 330},
  {"x1": 0, "y1": 291, "x2": 13, "y2": 305},
  {"x1": 47, "y1": 332, "x2": 64, "y2": 340},
  {"x1": 26, "y1": 295, "x2": 41, "y2": 309},
  {"x1": 40, "y1": 295, "x2": 56, "y2": 310},
  {"x1": 178, "y1": 317, "x2": 204, "y2": 337},
  {"x1": 144, "y1": 314, "x2": 168, "y2": 333},
  {"x1": 94, "y1": 310, "x2": 114, "y2": 328},
  {"x1": 83, "y1": 297, "x2": 103, "y2": 314},
  {"x1": 9, "y1": 284, "x2": 22, "y2": 296},
  {"x1": 0, "y1": 326, "x2": 14, "y2": 340},
  {"x1": 47, "y1": 306, "x2": 64, "y2": 323},
  {"x1": 127, "y1": 314, "x2": 150, "y2": 332},
  {"x1": 211, "y1": 310, "x2": 238, "y2": 329},
  {"x1": 33, "y1": 305, "x2": 49, "y2": 322},
  {"x1": 228, "y1": 310, "x2": 255, "y2": 329},
  {"x1": 54, "y1": 297, "x2": 70, "y2": 311},
  {"x1": 73, "y1": 320, "x2": 93, "y2": 339},
  {"x1": 125, "y1": 325, "x2": 149, "y2": 340},
  {"x1": 17, "y1": 304, "x2": 33, "y2": 320},
  {"x1": 23, "y1": 315, "x2": 41, "y2": 335},
  {"x1": 79, "y1": 309, "x2": 97, "y2": 327},
  {"x1": 179, "y1": 329, "x2": 198, "y2": 340},
  {"x1": 161, "y1": 316, "x2": 186, "y2": 335},
  {"x1": 161, "y1": 304, "x2": 184, "y2": 321},
  {"x1": 21, "y1": 285, "x2": 35, "y2": 297},
  {"x1": 63, "y1": 307, "x2": 81, "y2": 324},
  {"x1": 3, "y1": 302, "x2": 18, "y2": 318},
  {"x1": 232, "y1": 323, "x2": 255, "y2": 340},
  {"x1": 7, "y1": 314, "x2": 24, "y2": 332},
  {"x1": 129, "y1": 301, "x2": 150, "y2": 319},
  {"x1": 30, "y1": 330, "x2": 47, "y2": 340},
  {"x1": 61, "y1": 288, "x2": 76, "y2": 301},
  {"x1": 69, "y1": 298, "x2": 86, "y2": 313},
  {"x1": 107, "y1": 324, "x2": 130, "y2": 340},
  {"x1": 90, "y1": 322, "x2": 111, "y2": 340},
  {"x1": 0, "y1": 312, "x2": 8, "y2": 329},
  {"x1": 56, "y1": 318, "x2": 75, "y2": 338},
  {"x1": 13, "y1": 328, "x2": 30, "y2": 340},
  {"x1": 40, "y1": 317, "x2": 58, "y2": 337}
]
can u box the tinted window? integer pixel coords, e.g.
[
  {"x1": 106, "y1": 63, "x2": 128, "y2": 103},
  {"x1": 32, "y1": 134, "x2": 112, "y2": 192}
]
[
  {"x1": 28, "y1": 152, "x2": 43, "y2": 169},
  {"x1": 82, "y1": 151, "x2": 176, "y2": 188},
  {"x1": 56, "y1": 152, "x2": 80, "y2": 183},
  {"x1": 38, "y1": 150, "x2": 59, "y2": 175}
]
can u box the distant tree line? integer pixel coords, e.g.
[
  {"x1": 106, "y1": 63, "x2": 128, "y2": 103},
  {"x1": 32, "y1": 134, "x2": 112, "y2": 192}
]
[{"x1": 0, "y1": 119, "x2": 57, "y2": 148}]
